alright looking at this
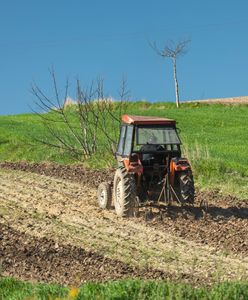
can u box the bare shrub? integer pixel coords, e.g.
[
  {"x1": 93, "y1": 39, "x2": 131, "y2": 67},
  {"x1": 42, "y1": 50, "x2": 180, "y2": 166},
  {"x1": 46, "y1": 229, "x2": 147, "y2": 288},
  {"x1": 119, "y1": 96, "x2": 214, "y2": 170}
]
[{"x1": 31, "y1": 70, "x2": 129, "y2": 161}]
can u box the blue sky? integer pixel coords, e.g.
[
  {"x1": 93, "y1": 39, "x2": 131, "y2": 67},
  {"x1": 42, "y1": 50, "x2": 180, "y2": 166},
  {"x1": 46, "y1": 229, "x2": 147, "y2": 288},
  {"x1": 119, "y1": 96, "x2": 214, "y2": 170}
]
[{"x1": 1, "y1": 0, "x2": 248, "y2": 115}]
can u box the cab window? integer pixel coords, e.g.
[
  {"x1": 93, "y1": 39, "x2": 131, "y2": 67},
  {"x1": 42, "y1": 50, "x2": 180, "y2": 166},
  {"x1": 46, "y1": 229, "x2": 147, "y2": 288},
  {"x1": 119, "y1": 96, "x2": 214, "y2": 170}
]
[
  {"x1": 123, "y1": 126, "x2": 133, "y2": 156},
  {"x1": 116, "y1": 125, "x2": 126, "y2": 155}
]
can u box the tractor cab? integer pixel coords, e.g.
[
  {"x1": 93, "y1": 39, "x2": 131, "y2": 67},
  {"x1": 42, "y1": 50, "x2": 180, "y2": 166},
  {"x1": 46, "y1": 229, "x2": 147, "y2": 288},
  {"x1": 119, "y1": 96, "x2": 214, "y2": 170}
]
[{"x1": 116, "y1": 115, "x2": 181, "y2": 169}]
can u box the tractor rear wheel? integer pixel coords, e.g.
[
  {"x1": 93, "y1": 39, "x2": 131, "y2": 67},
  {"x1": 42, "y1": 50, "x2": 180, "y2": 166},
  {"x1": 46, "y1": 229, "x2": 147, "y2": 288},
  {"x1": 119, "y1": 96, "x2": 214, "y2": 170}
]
[
  {"x1": 174, "y1": 171, "x2": 195, "y2": 204},
  {"x1": 97, "y1": 182, "x2": 112, "y2": 209},
  {"x1": 113, "y1": 168, "x2": 137, "y2": 217},
  {"x1": 179, "y1": 171, "x2": 195, "y2": 204}
]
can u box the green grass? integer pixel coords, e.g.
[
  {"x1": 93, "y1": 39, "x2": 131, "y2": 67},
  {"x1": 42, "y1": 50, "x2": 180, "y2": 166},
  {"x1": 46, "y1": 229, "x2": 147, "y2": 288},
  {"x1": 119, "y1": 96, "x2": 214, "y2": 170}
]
[
  {"x1": 1, "y1": 277, "x2": 248, "y2": 300},
  {"x1": 0, "y1": 277, "x2": 68, "y2": 300},
  {"x1": 0, "y1": 113, "x2": 76, "y2": 164},
  {"x1": 1, "y1": 102, "x2": 248, "y2": 198}
]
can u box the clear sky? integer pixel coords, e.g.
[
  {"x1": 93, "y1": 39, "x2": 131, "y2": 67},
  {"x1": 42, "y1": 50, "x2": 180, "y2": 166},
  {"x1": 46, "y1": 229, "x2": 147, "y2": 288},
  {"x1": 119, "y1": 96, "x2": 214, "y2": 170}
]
[{"x1": 1, "y1": 0, "x2": 248, "y2": 115}]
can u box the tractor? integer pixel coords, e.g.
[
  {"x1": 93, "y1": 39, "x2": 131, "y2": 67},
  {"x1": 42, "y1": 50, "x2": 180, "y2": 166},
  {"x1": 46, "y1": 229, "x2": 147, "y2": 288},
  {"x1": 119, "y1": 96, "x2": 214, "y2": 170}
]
[{"x1": 97, "y1": 115, "x2": 195, "y2": 217}]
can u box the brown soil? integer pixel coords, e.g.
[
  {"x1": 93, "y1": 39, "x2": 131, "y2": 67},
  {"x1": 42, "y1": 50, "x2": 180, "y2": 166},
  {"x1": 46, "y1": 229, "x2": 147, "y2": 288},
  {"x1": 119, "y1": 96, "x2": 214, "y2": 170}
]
[
  {"x1": 0, "y1": 162, "x2": 248, "y2": 285},
  {"x1": 0, "y1": 223, "x2": 169, "y2": 285},
  {"x1": 148, "y1": 190, "x2": 248, "y2": 256},
  {"x1": 1, "y1": 162, "x2": 247, "y2": 255},
  {"x1": 0, "y1": 161, "x2": 114, "y2": 188}
]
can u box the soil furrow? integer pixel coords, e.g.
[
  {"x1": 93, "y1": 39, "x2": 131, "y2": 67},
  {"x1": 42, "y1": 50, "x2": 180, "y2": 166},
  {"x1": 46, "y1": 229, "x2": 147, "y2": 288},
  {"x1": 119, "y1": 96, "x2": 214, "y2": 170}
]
[{"x1": 0, "y1": 167, "x2": 248, "y2": 285}]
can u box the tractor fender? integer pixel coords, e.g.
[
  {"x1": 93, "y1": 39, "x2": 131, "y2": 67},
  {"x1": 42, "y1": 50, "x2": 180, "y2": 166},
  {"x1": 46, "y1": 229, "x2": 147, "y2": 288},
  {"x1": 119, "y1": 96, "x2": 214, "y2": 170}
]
[{"x1": 123, "y1": 156, "x2": 143, "y2": 175}]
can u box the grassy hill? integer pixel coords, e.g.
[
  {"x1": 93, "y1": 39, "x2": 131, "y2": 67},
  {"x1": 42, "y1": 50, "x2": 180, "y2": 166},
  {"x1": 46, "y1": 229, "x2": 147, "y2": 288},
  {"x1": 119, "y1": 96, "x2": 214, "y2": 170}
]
[{"x1": 1, "y1": 101, "x2": 248, "y2": 198}]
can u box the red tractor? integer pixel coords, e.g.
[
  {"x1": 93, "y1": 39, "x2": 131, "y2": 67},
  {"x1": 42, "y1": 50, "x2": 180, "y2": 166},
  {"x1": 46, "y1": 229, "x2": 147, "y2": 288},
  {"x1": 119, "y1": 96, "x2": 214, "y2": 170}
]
[{"x1": 97, "y1": 115, "x2": 195, "y2": 217}]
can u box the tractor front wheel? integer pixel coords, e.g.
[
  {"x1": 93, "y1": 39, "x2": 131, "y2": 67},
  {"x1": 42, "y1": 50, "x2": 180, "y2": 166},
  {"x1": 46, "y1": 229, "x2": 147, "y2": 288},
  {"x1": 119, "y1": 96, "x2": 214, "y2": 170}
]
[
  {"x1": 97, "y1": 182, "x2": 112, "y2": 209},
  {"x1": 113, "y1": 168, "x2": 137, "y2": 217}
]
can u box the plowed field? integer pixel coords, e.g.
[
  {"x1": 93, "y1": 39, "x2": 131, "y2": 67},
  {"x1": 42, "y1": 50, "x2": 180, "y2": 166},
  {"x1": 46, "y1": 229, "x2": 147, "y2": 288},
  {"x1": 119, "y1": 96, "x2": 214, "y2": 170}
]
[{"x1": 0, "y1": 163, "x2": 248, "y2": 286}]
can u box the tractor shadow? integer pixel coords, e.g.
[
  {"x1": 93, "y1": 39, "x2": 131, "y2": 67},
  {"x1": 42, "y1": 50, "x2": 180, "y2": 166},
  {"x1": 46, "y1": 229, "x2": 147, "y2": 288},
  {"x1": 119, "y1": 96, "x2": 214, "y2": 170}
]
[{"x1": 139, "y1": 204, "x2": 248, "y2": 221}]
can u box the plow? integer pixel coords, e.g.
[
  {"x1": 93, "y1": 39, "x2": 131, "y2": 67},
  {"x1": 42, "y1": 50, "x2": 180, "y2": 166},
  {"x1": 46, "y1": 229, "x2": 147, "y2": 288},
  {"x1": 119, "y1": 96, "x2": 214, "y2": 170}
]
[{"x1": 98, "y1": 115, "x2": 206, "y2": 217}]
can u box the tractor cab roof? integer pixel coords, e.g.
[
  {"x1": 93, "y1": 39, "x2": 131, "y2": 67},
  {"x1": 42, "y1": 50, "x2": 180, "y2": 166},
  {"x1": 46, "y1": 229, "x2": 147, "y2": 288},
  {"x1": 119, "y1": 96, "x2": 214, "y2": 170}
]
[{"x1": 122, "y1": 114, "x2": 176, "y2": 126}]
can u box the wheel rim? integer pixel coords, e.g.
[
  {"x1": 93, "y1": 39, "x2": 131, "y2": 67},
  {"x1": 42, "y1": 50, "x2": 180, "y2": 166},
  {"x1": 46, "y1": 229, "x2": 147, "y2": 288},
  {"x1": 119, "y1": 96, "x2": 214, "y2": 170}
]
[{"x1": 99, "y1": 189, "x2": 106, "y2": 206}]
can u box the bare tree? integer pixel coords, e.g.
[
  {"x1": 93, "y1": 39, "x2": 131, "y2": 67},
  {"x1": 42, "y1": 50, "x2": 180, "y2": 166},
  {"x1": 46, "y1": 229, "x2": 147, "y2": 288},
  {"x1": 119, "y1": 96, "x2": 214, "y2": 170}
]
[
  {"x1": 151, "y1": 39, "x2": 190, "y2": 108},
  {"x1": 31, "y1": 70, "x2": 129, "y2": 161}
]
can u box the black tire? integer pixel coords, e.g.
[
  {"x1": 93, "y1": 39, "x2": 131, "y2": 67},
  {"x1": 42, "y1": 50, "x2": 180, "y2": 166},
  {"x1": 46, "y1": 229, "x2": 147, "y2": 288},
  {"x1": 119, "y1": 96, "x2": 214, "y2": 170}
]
[
  {"x1": 97, "y1": 182, "x2": 112, "y2": 209},
  {"x1": 173, "y1": 171, "x2": 195, "y2": 204},
  {"x1": 113, "y1": 167, "x2": 137, "y2": 217},
  {"x1": 179, "y1": 171, "x2": 195, "y2": 203}
]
